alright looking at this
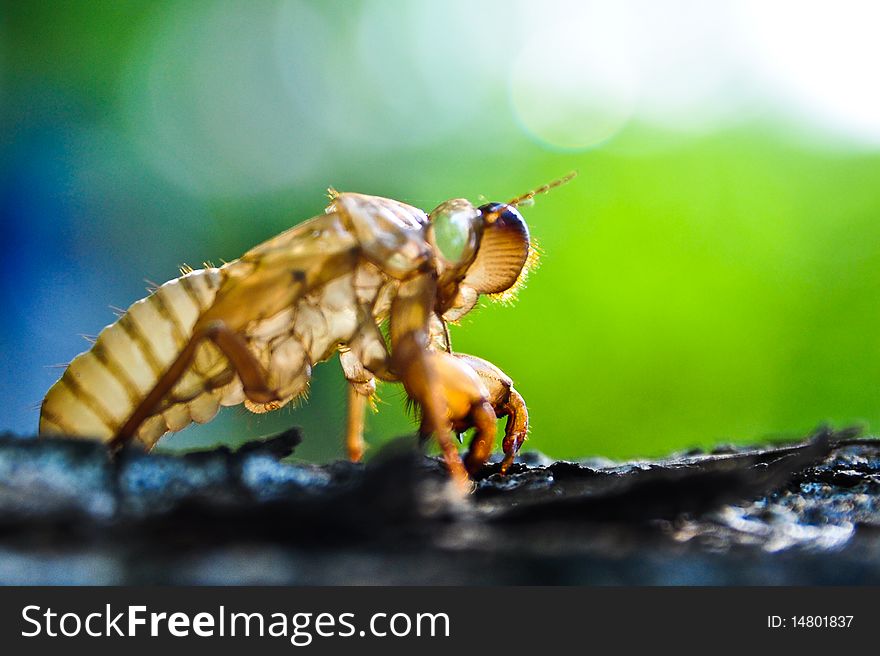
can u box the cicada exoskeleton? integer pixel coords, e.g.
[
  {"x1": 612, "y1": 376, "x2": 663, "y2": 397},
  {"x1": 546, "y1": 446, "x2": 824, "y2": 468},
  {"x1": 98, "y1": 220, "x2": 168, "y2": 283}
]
[{"x1": 39, "y1": 174, "x2": 575, "y2": 488}]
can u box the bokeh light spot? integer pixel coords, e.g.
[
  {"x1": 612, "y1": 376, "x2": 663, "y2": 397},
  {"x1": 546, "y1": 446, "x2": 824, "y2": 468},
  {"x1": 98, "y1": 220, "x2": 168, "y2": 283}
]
[
  {"x1": 120, "y1": 0, "x2": 325, "y2": 198},
  {"x1": 509, "y1": 3, "x2": 637, "y2": 150}
]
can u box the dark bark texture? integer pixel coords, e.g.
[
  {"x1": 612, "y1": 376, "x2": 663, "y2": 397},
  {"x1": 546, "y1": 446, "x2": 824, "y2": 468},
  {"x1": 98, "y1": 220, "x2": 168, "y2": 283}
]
[{"x1": 0, "y1": 427, "x2": 878, "y2": 584}]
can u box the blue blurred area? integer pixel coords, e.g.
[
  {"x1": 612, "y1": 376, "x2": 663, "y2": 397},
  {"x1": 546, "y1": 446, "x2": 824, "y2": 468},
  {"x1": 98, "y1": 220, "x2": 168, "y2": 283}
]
[{"x1": 3, "y1": 1, "x2": 880, "y2": 461}]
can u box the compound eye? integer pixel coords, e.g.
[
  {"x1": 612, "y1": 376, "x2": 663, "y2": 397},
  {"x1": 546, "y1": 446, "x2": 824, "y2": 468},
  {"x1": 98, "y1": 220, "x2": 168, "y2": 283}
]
[{"x1": 428, "y1": 199, "x2": 479, "y2": 266}]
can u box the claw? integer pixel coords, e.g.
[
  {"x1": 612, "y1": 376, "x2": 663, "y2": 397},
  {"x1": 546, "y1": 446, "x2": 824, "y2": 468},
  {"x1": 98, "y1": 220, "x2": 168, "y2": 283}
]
[
  {"x1": 501, "y1": 423, "x2": 528, "y2": 471},
  {"x1": 500, "y1": 450, "x2": 517, "y2": 475},
  {"x1": 499, "y1": 432, "x2": 526, "y2": 474}
]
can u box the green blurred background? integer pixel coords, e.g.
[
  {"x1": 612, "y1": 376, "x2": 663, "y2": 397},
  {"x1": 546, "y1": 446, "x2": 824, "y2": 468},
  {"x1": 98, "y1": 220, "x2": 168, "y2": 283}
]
[{"x1": 3, "y1": 1, "x2": 880, "y2": 462}]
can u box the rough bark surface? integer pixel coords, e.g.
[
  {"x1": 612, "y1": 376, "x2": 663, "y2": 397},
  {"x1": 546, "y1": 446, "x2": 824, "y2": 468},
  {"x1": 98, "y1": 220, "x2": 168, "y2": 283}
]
[{"x1": 0, "y1": 427, "x2": 877, "y2": 584}]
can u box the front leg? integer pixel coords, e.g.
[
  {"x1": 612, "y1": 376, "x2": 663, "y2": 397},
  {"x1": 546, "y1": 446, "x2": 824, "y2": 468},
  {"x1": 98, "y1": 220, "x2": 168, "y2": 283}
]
[
  {"x1": 390, "y1": 274, "x2": 497, "y2": 490},
  {"x1": 455, "y1": 354, "x2": 529, "y2": 474}
]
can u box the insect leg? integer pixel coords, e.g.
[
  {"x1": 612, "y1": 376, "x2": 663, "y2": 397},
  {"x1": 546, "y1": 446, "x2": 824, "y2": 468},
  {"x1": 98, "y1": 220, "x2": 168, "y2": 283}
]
[
  {"x1": 461, "y1": 399, "x2": 498, "y2": 475},
  {"x1": 345, "y1": 386, "x2": 368, "y2": 463},
  {"x1": 498, "y1": 387, "x2": 528, "y2": 473},
  {"x1": 454, "y1": 354, "x2": 529, "y2": 474},
  {"x1": 111, "y1": 320, "x2": 278, "y2": 448},
  {"x1": 393, "y1": 329, "x2": 470, "y2": 488},
  {"x1": 390, "y1": 274, "x2": 492, "y2": 489},
  {"x1": 339, "y1": 348, "x2": 377, "y2": 462}
]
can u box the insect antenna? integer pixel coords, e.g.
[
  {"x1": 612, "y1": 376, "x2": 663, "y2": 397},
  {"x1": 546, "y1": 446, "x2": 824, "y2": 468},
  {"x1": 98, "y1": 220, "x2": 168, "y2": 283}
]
[{"x1": 507, "y1": 170, "x2": 578, "y2": 208}]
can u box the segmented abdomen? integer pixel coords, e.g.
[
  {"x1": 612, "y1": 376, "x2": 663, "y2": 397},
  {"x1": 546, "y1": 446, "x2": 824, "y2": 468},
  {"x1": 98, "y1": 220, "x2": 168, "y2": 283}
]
[
  {"x1": 39, "y1": 261, "x2": 393, "y2": 449},
  {"x1": 39, "y1": 268, "x2": 234, "y2": 448}
]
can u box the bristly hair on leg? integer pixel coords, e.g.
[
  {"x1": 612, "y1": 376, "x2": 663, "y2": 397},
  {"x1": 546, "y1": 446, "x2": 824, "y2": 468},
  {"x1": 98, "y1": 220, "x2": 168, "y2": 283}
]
[{"x1": 404, "y1": 394, "x2": 422, "y2": 423}]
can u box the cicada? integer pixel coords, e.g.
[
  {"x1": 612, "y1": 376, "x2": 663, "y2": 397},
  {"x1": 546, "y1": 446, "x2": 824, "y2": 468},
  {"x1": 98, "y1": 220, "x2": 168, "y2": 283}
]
[{"x1": 39, "y1": 174, "x2": 575, "y2": 486}]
